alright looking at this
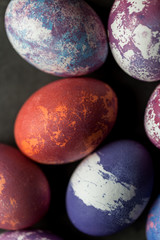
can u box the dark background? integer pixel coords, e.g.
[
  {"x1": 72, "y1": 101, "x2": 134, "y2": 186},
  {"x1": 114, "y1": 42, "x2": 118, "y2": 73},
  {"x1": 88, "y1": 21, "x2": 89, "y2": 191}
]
[{"x1": 0, "y1": 0, "x2": 160, "y2": 239}]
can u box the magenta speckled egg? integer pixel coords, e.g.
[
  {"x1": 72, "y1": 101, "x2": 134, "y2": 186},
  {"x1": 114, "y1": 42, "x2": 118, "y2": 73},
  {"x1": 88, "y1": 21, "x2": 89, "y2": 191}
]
[
  {"x1": 5, "y1": 0, "x2": 108, "y2": 77},
  {"x1": 108, "y1": 0, "x2": 160, "y2": 82},
  {"x1": 144, "y1": 85, "x2": 160, "y2": 148},
  {"x1": 0, "y1": 230, "x2": 62, "y2": 240}
]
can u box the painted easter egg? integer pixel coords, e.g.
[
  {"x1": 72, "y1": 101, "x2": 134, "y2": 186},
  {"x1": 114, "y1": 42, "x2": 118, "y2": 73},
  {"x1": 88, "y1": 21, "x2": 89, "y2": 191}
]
[
  {"x1": 14, "y1": 77, "x2": 118, "y2": 164},
  {"x1": 5, "y1": 0, "x2": 108, "y2": 77},
  {"x1": 144, "y1": 85, "x2": 160, "y2": 148},
  {"x1": 0, "y1": 144, "x2": 50, "y2": 230},
  {"x1": 108, "y1": 0, "x2": 160, "y2": 82},
  {"x1": 0, "y1": 230, "x2": 62, "y2": 240},
  {"x1": 66, "y1": 140, "x2": 154, "y2": 236},
  {"x1": 146, "y1": 195, "x2": 160, "y2": 240}
]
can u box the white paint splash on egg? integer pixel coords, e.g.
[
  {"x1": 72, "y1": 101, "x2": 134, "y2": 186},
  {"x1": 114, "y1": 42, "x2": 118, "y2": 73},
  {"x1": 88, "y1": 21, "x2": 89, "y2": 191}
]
[
  {"x1": 70, "y1": 153, "x2": 136, "y2": 212},
  {"x1": 127, "y1": 0, "x2": 148, "y2": 14}
]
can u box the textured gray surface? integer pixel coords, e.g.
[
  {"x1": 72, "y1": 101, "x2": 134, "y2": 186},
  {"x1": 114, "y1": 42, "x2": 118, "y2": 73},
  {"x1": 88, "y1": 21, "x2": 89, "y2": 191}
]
[{"x1": 0, "y1": 0, "x2": 159, "y2": 239}]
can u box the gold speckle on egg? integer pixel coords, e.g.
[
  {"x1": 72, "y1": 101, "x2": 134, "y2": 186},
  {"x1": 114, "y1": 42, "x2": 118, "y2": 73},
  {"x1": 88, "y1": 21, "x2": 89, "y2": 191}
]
[
  {"x1": 82, "y1": 105, "x2": 88, "y2": 118},
  {"x1": 52, "y1": 127, "x2": 62, "y2": 140},
  {"x1": 55, "y1": 137, "x2": 71, "y2": 148},
  {"x1": 90, "y1": 94, "x2": 98, "y2": 103},
  {"x1": 80, "y1": 91, "x2": 99, "y2": 104},
  {"x1": 1, "y1": 215, "x2": 19, "y2": 229},
  {"x1": 68, "y1": 121, "x2": 76, "y2": 130},
  {"x1": 10, "y1": 198, "x2": 17, "y2": 207},
  {"x1": 55, "y1": 105, "x2": 68, "y2": 119},
  {"x1": 0, "y1": 174, "x2": 6, "y2": 195},
  {"x1": 21, "y1": 136, "x2": 45, "y2": 156}
]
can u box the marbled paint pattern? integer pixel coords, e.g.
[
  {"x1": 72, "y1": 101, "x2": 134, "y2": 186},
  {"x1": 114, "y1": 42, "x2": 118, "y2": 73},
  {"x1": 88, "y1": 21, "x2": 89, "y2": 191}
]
[
  {"x1": 66, "y1": 140, "x2": 154, "y2": 236},
  {"x1": 145, "y1": 85, "x2": 160, "y2": 148},
  {"x1": 108, "y1": 0, "x2": 160, "y2": 82},
  {"x1": 0, "y1": 230, "x2": 62, "y2": 240},
  {"x1": 146, "y1": 195, "x2": 160, "y2": 240},
  {"x1": 5, "y1": 0, "x2": 108, "y2": 77}
]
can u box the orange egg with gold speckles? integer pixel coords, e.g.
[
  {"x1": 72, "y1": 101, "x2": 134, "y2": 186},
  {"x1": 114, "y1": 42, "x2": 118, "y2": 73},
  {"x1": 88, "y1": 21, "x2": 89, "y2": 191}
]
[
  {"x1": 0, "y1": 144, "x2": 50, "y2": 230},
  {"x1": 14, "y1": 78, "x2": 118, "y2": 164}
]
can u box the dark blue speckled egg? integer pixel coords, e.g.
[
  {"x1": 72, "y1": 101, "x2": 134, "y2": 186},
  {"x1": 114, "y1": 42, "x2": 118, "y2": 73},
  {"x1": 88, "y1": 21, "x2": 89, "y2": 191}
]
[
  {"x1": 146, "y1": 195, "x2": 160, "y2": 240},
  {"x1": 66, "y1": 140, "x2": 154, "y2": 236},
  {"x1": 5, "y1": 0, "x2": 108, "y2": 77}
]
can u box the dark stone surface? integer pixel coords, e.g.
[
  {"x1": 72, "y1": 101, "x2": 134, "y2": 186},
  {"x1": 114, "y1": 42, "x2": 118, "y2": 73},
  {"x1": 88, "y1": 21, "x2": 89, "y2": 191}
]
[{"x1": 0, "y1": 0, "x2": 160, "y2": 240}]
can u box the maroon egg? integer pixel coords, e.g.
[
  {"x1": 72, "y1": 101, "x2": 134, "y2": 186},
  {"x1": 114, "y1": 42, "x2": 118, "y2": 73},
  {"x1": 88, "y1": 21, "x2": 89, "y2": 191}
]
[
  {"x1": 14, "y1": 78, "x2": 118, "y2": 164},
  {"x1": 0, "y1": 144, "x2": 50, "y2": 230}
]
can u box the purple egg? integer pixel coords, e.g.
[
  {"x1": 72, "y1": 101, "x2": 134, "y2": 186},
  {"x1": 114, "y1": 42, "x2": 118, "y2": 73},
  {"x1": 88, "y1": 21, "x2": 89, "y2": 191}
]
[
  {"x1": 144, "y1": 85, "x2": 160, "y2": 148},
  {"x1": 108, "y1": 0, "x2": 160, "y2": 82},
  {"x1": 5, "y1": 0, "x2": 108, "y2": 77},
  {"x1": 146, "y1": 195, "x2": 160, "y2": 240},
  {"x1": 66, "y1": 140, "x2": 154, "y2": 236},
  {"x1": 0, "y1": 230, "x2": 63, "y2": 240}
]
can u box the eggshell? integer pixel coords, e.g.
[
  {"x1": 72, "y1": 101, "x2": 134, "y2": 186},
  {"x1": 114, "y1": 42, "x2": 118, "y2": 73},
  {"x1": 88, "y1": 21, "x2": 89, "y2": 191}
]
[
  {"x1": 108, "y1": 0, "x2": 160, "y2": 82},
  {"x1": 5, "y1": 0, "x2": 108, "y2": 77},
  {"x1": 0, "y1": 230, "x2": 62, "y2": 240},
  {"x1": 66, "y1": 140, "x2": 154, "y2": 236},
  {"x1": 146, "y1": 195, "x2": 160, "y2": 240},
  {"x1": 14, "y1": 78, "x2": 118, "y2": 164},
  {"x1": 0, "y1": 144, "x2": 50, "y2": 230},
  {"x1": 144, "y1": 85, "x2": 160, "y2": 148}
]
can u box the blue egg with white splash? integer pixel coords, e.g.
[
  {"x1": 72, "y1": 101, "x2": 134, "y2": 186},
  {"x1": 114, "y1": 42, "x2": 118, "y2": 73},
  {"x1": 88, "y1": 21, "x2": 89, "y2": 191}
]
[
  {"x1": 66, "y1": 140, "x2": 154, "y2": 236},
  {"x1": 5, "y1": 0, "x2": 108, "y2": 77},
  {"x1": 146, "y1": 195, "x2": 160, "y2": 240}
]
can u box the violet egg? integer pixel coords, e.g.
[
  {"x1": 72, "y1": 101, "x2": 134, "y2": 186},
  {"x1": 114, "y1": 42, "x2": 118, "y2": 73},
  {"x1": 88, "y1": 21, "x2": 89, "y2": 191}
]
[
  {"x1": 5, "y1": 0, "x2": 108, "y2": 77},
  {"x1": 146, "y1": 195, "x2": 160, "y2": 240},
  {"x1": 0, "y1": 144, "x2": 50, "y2": 230},
  {"x1": 14, "y1": 77, "x2": 118, "y2": 164},
  {"x1": 0, "y1": 230, "x2": 62, "y2": 240},
  {"x1": 108, "y1": 0, "x2": 160, "y2": 82},
  {"x1": 144, "y1": 85, "x2": 160, "y2": 148},
  {"x1": 66, "y1": 140, "x2": 154, "y2": 236}
]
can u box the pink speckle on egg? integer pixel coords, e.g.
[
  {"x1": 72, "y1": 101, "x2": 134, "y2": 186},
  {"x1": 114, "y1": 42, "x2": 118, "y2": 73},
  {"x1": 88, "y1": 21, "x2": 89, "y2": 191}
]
[
  {"x1": 108, "y1": 0, "x2": 160, "y2": 82},
  {"x1": 144, "y1": 85, "x2": 160, "y2": 148}
]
